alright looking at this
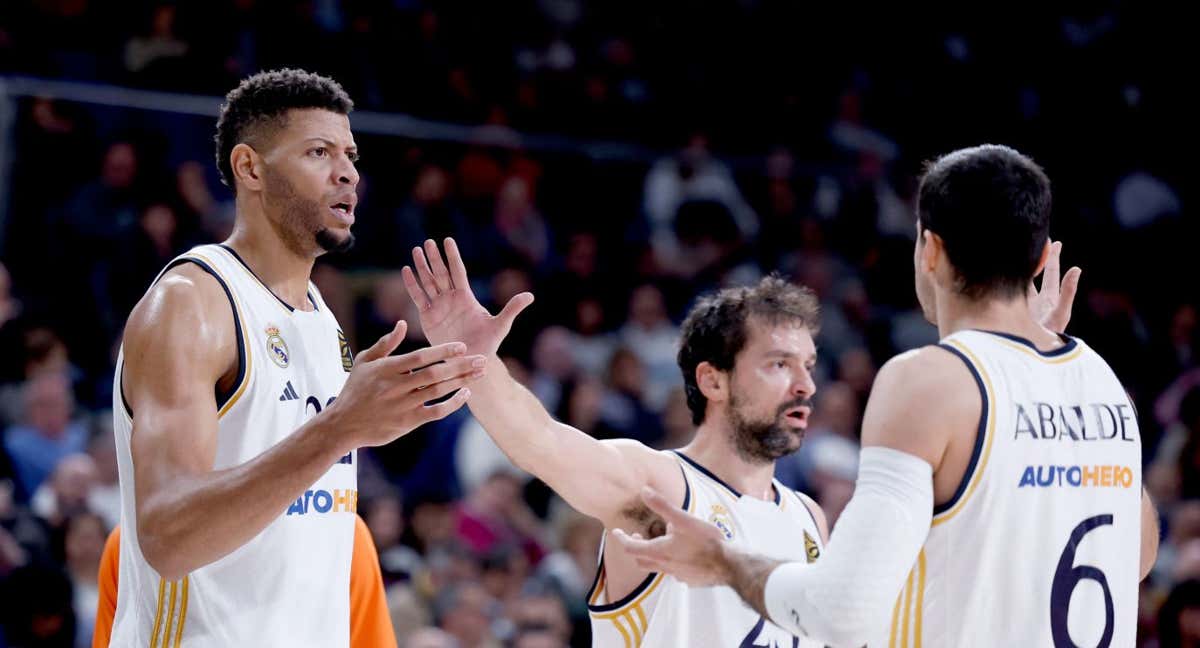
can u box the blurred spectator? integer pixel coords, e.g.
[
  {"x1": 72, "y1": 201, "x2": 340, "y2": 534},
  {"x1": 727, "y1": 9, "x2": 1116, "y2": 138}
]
[
  {"x1": 567, "y1": 297, "x2": 615, "y2": 377},
  {"x1": 1157, "y1": 580, "x2": 1200, "y2": 648},
  {"x1": 30, "y1": 453, "x2": 96, "y2": 530},
  {"x1": 85, "y1": 419, "x2": 121, "y2": 529},
  {"x1": 643, "y1": 133, "x2": 758, "y2": 278},
  {"x1": 528, "y1": 327, "x2": 576, "y2": 413},
  {"x1": 535, "y1": 507, "x2": 602, "y2": 623},
  {"x1": 433, "y1": 582, "x2": 501, "y2": 648},
  {"x1": 456, "y1": 472, "x2": 547, "y2": 564},
  {"x1": 4, "y1": 373, "x2": 88, "y2": 500},
  {"x1": 618, "y1": 284, "x2": 682, "y2": 411},
  {"x1": 406, "y1": 626, "x2": 462, "y2": 648},
  {"x1": 493, "y1": 176, "x2": 552, "y2": 271},
  {"x1": 597, "y1": 348, "x2": 662, "y2": 445},
  {"x1": 656, "y1": 388, "x2": 696, "y2": 450},
  {"x1": 63, "y1": 511, "x2": 106, "y2": 648},
  {"x1": 0, "y1": 564, "x2": 76, "y2": 647},
  {"x1": 364, "y1": 491, "x2": 425, "y2": 586},
  {"x1": 505, "y1": 591, "x2": 571, "y2": 644}
]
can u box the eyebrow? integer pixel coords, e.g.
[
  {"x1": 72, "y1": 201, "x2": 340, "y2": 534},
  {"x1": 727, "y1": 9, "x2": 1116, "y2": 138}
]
[
  {"x1": 764, "y1": 349, "x2": 819, "y2": 364},
  {"x1": 304, "y1": 137, "x2": 357, "y2": 153}
]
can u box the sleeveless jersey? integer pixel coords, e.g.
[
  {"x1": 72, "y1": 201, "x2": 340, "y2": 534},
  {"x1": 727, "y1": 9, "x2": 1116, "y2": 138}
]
[
  {"x1": 882, "y1": 330, "x2": 1142, "y2": 648},
  {"x1": 589, "y1": 452, "x2": 827, "y2": 648},
  {"x1": 110, "y1": 244, "x2": 357, "y2": 647}
]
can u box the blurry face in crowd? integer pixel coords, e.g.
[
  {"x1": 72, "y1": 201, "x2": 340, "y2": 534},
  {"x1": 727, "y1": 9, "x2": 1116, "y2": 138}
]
[
  {"x1": 26, "y1": 373, "x2": 73, "y2": 438},
  {"x1": 366, "y1": 496, "x2": 404, "y2": 550},
  {"x1": 253, "y1": 109, "x2": 359, "y2": 257},
  {"x1": 724, "y1": 319, "x2": 817, "y2": 463},
  {"x1": 65, "y1": 513, "x2": 106, "y2": 572}
]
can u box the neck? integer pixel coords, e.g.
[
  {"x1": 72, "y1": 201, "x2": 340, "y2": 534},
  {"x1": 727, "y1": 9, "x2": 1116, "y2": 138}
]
[
  {"x1": 226, "y1": 200, "x2": 316, "y2": 310},
  {"x1": 679, "y1": 422, "x2": 777, "y2": 501},
  {"x1": 935, "y1": 289, "x2": 1060, "y2": 347}
]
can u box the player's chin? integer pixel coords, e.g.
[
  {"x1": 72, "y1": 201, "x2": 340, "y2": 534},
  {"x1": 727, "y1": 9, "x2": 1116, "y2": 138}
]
[{"x1": 316, "y1": 228, "x2": 355, "y2": 254}]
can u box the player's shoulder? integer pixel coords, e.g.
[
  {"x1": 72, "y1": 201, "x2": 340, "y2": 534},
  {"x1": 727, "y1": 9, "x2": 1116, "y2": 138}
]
[
  {"x1": 875, "y1": 345, "x2": 976, "y2": 398},
  {"x1": 123, "y1": 261, "x2": 237, "y2": 365},
  {"x1": 864, "y1": 345, "x2": 981, "y2": 460}
]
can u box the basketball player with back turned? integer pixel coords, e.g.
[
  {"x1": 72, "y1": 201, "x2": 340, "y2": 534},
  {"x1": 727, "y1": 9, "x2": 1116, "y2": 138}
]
[{"x1": 109, "y1": 69, "x2": 485, "y2": 647}]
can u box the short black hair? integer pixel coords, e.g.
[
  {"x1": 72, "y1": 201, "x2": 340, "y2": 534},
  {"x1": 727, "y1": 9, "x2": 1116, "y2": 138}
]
[
  {"x1": 214, "y1": 69, "x2": 353, "y2": 192},
  {"x1": 917, "y1": 144, "x2": 1052, "y2": 300},
  {"x1": 677, "y1": 276, "x2": 819, "y2": 425}
]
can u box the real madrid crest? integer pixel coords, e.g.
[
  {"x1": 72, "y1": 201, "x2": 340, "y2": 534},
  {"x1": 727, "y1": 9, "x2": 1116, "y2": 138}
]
[
  {"x1": 265, "y1": 325, "x2": 290, "y2": 368},
  {"x1": 709, "y1": 504, "x2": 734, "y2": 540}
]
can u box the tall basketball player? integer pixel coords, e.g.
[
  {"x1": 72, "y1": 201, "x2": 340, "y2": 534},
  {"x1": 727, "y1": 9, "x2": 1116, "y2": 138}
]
[
  {"x1": 615, "y1": 145, "x2": 1159, "y2": 648},
  {"x1": 109, "y1": 69, "x2": 485, "y2": 647},
  {"x1": 401, "y1": 229, "x2": 1077, "y2": 646}
]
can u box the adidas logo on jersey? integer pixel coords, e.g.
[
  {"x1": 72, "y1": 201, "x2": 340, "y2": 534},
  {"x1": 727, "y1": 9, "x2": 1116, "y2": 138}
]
[{"x1": 279, "y1": 381, "x2": 300, "y2": 401}]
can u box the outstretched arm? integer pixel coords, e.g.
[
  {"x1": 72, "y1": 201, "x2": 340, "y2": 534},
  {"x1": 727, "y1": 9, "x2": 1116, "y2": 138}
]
[{"x1": 402, "y1": 239, "x2": 683, "y2": 530}]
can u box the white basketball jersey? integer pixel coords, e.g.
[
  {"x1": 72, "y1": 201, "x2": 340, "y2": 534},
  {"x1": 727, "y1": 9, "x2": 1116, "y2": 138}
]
[
  {"x1": 882, "y1": 330, "x2": 1142, "y2": 648},
  {"x1": 589, "y1": 452, "x2": 827, "y2": 648},
  {"x1": 110, "y1": 244, "x2": 357, "y2": 647}
]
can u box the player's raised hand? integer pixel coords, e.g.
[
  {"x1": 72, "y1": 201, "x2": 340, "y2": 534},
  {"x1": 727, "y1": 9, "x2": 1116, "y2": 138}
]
[
  {"x1": 402, "y1": 238, "x2": 534, "y2": 354},
  {"x1": 612, "y1": 487, "x2": 731, "y2": 588},
  {"x1": 1029, "y1": 240, "x2": 1082, "y2": 334},
  {"x1": 327, "y1": 320, "x2": 486, "y2": 447}
]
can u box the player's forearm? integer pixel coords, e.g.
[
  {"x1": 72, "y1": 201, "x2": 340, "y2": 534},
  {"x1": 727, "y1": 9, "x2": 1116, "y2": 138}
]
[
  {"x1": 464, "y1": 356, "x2": 564, "y2": 473},
  {"x1": 716, "y1": 544, "x2": 785, "y2": 620},
  {"x1": 137, "y1": 416, "x2": 350, "y2": 580}
]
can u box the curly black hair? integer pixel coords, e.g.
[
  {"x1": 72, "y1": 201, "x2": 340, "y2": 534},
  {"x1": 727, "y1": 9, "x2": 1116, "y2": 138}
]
[
  {"x1": 214, "y1": 68, "x2": 353, "y2": 192},
  {"x1": 677, "y1": 275, "x2": 820, "y2": 425}
]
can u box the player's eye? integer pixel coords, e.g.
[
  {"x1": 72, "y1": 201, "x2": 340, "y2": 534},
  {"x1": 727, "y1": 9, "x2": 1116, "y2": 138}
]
[{"x1": 309, "y1": 147, "x2": 327, "y2": 158}]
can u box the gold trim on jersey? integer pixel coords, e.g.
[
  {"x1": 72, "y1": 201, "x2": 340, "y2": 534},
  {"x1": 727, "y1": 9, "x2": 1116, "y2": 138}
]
[
  {"x1": 932, "y1": 340, "x2": 996, "y2": 526},
  {"x1": 992, "y1": 337, "x2": 1085, "y2": 364},
  {"x1": 889, "y1": 549, "x2": 927, "y2": 647},
  {"x1": 590, "y1": 573, "x2": 663, "y2": 647},
  {"x1": 149, "y1": 576, "x2": 189, "y2": 648},
  {"x1": 173, "y1": 576, "x2": 190, "y2": 647},
  {"x1": 150, "y1": 578, "x2": 167, "y2": 648},
  {"x1": 590, "y1": 572, "x2": 666, "y2": 620},
  {"x1": 187, "y1": 252, "x2": 254, "y2": 420}
]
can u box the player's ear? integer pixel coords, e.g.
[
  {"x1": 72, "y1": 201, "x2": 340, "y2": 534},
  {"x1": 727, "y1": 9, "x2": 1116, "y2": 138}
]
[
  {"x1": 230, "y1": 143, "x2": 265, "y2": 193},
  {"x1": 919, "y1": 228, "x2": 942, "y2": 274},
  {"x1": 695, "y1": 362, "x2": 728, "y2": 404},
  {"x1": 1032, "y1": 239, "x2": 1052, "y2": 276}
]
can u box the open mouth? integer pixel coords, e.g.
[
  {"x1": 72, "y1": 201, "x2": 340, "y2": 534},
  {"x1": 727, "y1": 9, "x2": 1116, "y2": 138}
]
[
  {"x1": 329, "y1": 202, "x2": 355, "y2": 224},
  {"x1": 783, "y1": 406, "x2": 811, "y2": 429}
]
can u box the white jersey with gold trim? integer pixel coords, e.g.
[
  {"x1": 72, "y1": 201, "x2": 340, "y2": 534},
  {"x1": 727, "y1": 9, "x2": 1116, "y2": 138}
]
[
  {"x1": 589, "y1": 452, "x2": 826, "y2": 648},
  {"x1": 110, "y1": 244, "x2": 356, "y2": 647},
  {"x1": 882, "y1": 330, "x2": 1142, "y2": 648}
]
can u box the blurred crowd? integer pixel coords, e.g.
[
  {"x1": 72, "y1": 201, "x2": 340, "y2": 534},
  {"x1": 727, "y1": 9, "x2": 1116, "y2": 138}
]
[{"x1": 0, "y1": 1, "x2": 1196, "y2": 647}]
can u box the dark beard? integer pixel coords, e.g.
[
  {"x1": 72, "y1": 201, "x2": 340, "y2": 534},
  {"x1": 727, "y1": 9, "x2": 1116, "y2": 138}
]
[
  {"x1": 263, "y1": 166, "x2": 353, "y2": 256},
  {"x1": 316, "y1": 228, "x2": 355, "y2": 253},
  {"x1": 728, "y1": 391, "x2": 812, "y2": 463}
]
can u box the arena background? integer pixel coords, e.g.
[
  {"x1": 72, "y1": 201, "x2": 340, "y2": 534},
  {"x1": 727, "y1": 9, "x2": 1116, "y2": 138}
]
[{"x1": 0, "y1": 2, "x2": 1194, "y2": 646}]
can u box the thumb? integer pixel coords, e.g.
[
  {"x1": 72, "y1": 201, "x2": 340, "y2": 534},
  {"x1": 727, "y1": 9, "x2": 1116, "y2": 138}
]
[
  {"x1": 356, "y1": 320, "x2": 408, "y2": 364},
  {"x1": 496, "y1": 292, "x2": 535, "y2": 331}
]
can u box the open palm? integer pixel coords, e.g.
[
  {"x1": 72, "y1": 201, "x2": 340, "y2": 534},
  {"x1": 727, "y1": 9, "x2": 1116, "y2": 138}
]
[{"x1": 401, "y1": 238, "x2": 534, "y2": 355}]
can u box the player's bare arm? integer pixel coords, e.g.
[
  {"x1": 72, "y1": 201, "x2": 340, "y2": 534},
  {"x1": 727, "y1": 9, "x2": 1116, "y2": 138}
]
[
  {"x1": 401, "y1": 238, "x2": 685, "y2": 533},
  {"x1": 125, "y1": 264, "x2": 485, "y2": 580}
]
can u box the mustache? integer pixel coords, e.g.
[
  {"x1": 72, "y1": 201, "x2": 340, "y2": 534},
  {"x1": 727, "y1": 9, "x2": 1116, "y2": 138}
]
[{"x1": 775, "y1": 397, "x2": 813, "y2": 417}]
